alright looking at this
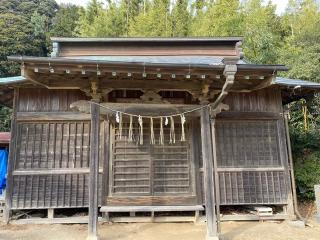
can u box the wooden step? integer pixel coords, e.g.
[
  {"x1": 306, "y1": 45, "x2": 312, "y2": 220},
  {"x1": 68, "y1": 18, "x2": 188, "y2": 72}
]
[{"x1": 100, "y1": 205, "x2": 204, "y2": 213}]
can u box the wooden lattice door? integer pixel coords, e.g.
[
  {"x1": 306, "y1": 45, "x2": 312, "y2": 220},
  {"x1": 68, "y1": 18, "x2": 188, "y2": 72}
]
[{"x1": 107, "y1": 121, "x2": 197, "y2": 205}]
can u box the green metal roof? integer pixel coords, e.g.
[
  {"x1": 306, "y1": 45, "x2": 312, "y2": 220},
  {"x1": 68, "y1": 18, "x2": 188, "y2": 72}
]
[
  {"x1": 275, "y1": 77, "x2": 320, "y2": 89},
  {"x1": 0, "y1": 76, "x2": 27, "y2": 85}
]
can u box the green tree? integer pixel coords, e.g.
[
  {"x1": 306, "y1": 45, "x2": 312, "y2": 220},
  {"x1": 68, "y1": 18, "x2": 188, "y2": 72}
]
[
  {"x1": 0, "y1": 0, "x2": 58, "y2": 77},
  {"x1": 76, "y1": 0, "x2": 127, "y2": 37},
  {"x1": 129, "y1": 0, "x2": 171, "y2": 37},
  {"x1": 171, "y1": 0, "x2": 190, "y2": 37},
  {"x1": 191, "y1": 0, "x2": 243, "y2": 37},
  {"x1": 279, "y1": 0, "x2": 320, "y2": 82},
  {"x1": 0, "y1": 12, "x2": 44, "y2": 77},
  {"x1": 241, "y1": 0, "x2": 282, "y2": 64},
  {"x1": 51, "y1": 4, "x2": 81, "y2": 37}
]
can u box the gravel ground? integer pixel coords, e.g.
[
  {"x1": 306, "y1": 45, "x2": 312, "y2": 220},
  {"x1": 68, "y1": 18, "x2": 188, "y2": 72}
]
[{"x1": 0, "y1": 219, "x2": 319, "y2": 240}]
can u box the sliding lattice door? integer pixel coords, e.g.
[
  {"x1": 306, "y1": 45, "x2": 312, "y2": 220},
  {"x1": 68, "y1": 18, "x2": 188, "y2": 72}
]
[{"x1": 108, "y1": 122, "x2": 196, "y2": 205}]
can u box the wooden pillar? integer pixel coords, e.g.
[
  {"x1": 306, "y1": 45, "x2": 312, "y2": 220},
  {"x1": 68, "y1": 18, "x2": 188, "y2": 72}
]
[
  {"x1": 88, "y1": 102, "x2": 100, "y2": 240},
  {"x1": 3, "y1": 88, "x2": 19, "y2": 223},
  {"x1": 282, "y1": 110, "x2": 296, "y2": 219},
  {"x1": 210, "y1": 117, "x2": 221, "y2": 233},
  {"x1": 200, "y1": 107, "x2": 219, "y2": 240}
]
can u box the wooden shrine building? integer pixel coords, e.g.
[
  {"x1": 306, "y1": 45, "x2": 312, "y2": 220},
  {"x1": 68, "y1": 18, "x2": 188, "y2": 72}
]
[{"x1": 1, "y1": 37, "x2": 320, "y2": 240}]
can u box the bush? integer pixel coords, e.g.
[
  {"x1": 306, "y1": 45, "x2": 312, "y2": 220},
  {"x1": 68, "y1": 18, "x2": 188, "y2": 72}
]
[{"x1": 294, "y1": 152, "x2": 320, "y2": 200}]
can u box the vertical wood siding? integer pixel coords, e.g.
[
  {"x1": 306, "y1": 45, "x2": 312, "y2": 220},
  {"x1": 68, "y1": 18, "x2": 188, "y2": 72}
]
[
  {"x1": 10, "y1": 88, "x2": 97, "y2": 209},
  {"x1": 17, "y1": 88, "x2": 88, "y2": 112},
  {"x1": 224, "y1": 87, "x2": 283, "y2": 113},
  {"x1": 10, "y1": 121, "x2": 101, "y2": 209},
  {"x1": 110, "y1": 122, "x2": 193, "y2": 198}
]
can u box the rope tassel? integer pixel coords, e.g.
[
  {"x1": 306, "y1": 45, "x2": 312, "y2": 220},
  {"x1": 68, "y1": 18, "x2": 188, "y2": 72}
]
[
  {"x1": 150, "y1": 118, "x2": 155, "y2": 145},
  {"x1": 138, "y1": 115, "x2": 143, "y2": 145},
  {"x1": 159, "y1": 117, "x2": 164, "y2": 145},
  {"x1": 180, "y1": 114, "x2": 186, "y2": 141},
  {"x1": 169, "y1": 116, "x2": 175, "y2": 144},
  {"x1": 128, "y1": 115, "x2": 133, "y2": 142}
]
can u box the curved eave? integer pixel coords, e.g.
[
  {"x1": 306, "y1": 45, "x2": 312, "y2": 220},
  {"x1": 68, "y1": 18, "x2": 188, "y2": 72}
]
[
  {"x1": 274, "y1": 77, "x2": 320, "y2": 103},
  {"x1": 7, "y1": 55, "x2": 288, "y2": 72}
]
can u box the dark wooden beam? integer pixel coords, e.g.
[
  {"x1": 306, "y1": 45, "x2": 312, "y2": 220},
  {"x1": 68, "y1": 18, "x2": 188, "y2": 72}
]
[
  {"x1": 17, "y1": 112, "x2": 91, "y2": 121},
  {"x1": 200, "y1": 107, "x2": 218, "y2": 240},
  {"x1": 3, "y1": 88, "x2": 19, "y2": 223},
  {"x1": 88, "y1": 102, "x2": 100, "y2": 240}
]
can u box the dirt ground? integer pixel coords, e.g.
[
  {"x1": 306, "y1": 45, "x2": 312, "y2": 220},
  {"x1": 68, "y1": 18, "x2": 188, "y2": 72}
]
[{"x1": 0, "y1": 218, "x2": 319, "y2": 240}]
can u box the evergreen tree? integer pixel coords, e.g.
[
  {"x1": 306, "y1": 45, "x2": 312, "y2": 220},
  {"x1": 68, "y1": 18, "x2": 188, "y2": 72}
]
[
  {"x1": 51, "y1": 4, "x2": 81, "y2": 37},
  {"x1": 279, "y1": 0, "x2": 320, "y2": 82},
  {"x1": 0, "y1": 0, "x2": 58, "y2": 77},
  {"x1": 129, "y1": 0, "x2": 171, "y2": 37},
  {"x1": 171, "y1": 0, "x2": 190, "y2": 37},
  {"x1": 76, "y1": 0, "x2": 128, "y2": 37},
  {"x1": 121, "y1": 0, "x2": 145, "y2": 36},
  {"x1": 241, "y1": 0, "x2": 282, "y2": 64},
  {"x1": 191, "y1": 0, "x2": 243, "y2": 37}
]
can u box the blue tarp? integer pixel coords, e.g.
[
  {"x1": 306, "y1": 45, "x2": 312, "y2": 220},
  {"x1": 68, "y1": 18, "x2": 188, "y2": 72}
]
[{"x1": 0, "y1": 149, "x2": 8, "y2": 194}]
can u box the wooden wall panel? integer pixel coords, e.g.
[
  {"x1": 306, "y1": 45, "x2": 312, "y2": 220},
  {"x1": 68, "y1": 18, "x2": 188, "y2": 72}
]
[
  {"x1": 15, "y1": 121, "x2": 91, "y2": 170},
  {"x1": 215, "y1": 120, "x2": 281, "y2": 167},
  {"x1": 17, "y1": 88, "x2": 88, "y2": 112},
  {"x1": 224, "y1": 87, "x2": 283, "y2": 113},
  {"x1": 58, "y1": 42, "x2": 237, "y2": 57},
  {"x1": 10, "y1": 119, "x2": 107, "y2": 209},
  {"x1": 218, "y1": 171, "x2": 287, "y2": 205},
  {"x1": 11, "y1": 174, "x2": 103, "y2": 209}
]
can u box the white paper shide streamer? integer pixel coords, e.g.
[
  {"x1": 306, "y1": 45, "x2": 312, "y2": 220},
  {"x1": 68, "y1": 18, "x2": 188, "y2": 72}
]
[
  {"x1": 150, "y1": 118, "x2": 155, "y2": 145},
  {"x1": 95, "y1": 101, "x2": 204, "y2": 146},
  {"x1": 128, "y1": 115, "x2": 133, "y2": 142},
  {"x1": 116, "y1": 111, "x2": 123, "y2": 140},
  {"x1": 180, "y1": 114, "x2": 186, "y2": 141},
  {"x1": 138, "y1": 115, "x2": 143, "y2": 145},
  {"x1": 169, "y1": 116, "x2": 175, "y2": 144},
  {"x1": 159, "y1": 117, "x2": 164, "y2": 145}
]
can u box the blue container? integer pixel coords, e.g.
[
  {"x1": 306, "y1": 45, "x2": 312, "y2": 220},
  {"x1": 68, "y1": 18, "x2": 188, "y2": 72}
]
[{"x1": 0, "y1": 149, "x2": 8, "y2": 194}]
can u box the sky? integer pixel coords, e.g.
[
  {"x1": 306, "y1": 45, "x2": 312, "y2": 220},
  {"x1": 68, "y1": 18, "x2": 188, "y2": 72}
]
[{"x1": 55, "y1": 0, "x2": 289, "y2": 14}]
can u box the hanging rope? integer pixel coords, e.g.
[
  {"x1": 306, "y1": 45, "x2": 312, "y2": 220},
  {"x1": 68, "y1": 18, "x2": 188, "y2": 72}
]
[
  {"x1": 159, "y1": 117, "x2": 164, "y2": 145},
  {"x1": 128, "y1": 115, "x2": 133, "y2": 142},
  {"x1": 180, "y1": 113, "x2": 186, "y2": 141},
  {"x1": 138, "y1": 115, "x2": 143, "y2": 145},
  {"x1": 169, "y1": 116, "x2": 175, "y2": 144},
  {"x1": 150, "y1": 117, "x2": 155, "y2": 145},
  {"x1": 87, "y1": 101, "x2": 215, "y2": 145},
  {"x1": 89, "y1": 101, "x2": 209, "y2": 119}
]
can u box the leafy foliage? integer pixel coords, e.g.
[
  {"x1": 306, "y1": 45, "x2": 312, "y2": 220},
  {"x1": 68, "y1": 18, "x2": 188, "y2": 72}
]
[
  {"x1": 50, "y1": 4, "x2": 81, "y2": 37},
  {"x1": 0, "y1": 106, "x2": 11, "y2": 132}
]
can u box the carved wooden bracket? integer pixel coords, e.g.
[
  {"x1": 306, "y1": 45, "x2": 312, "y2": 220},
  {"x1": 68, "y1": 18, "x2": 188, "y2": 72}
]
[
  {"x1": 210, "y1": 103, "x2": 230, "y2": 117},
  {"x1": 140, "y1": 89, "x2": 169, "y2": 104}
]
